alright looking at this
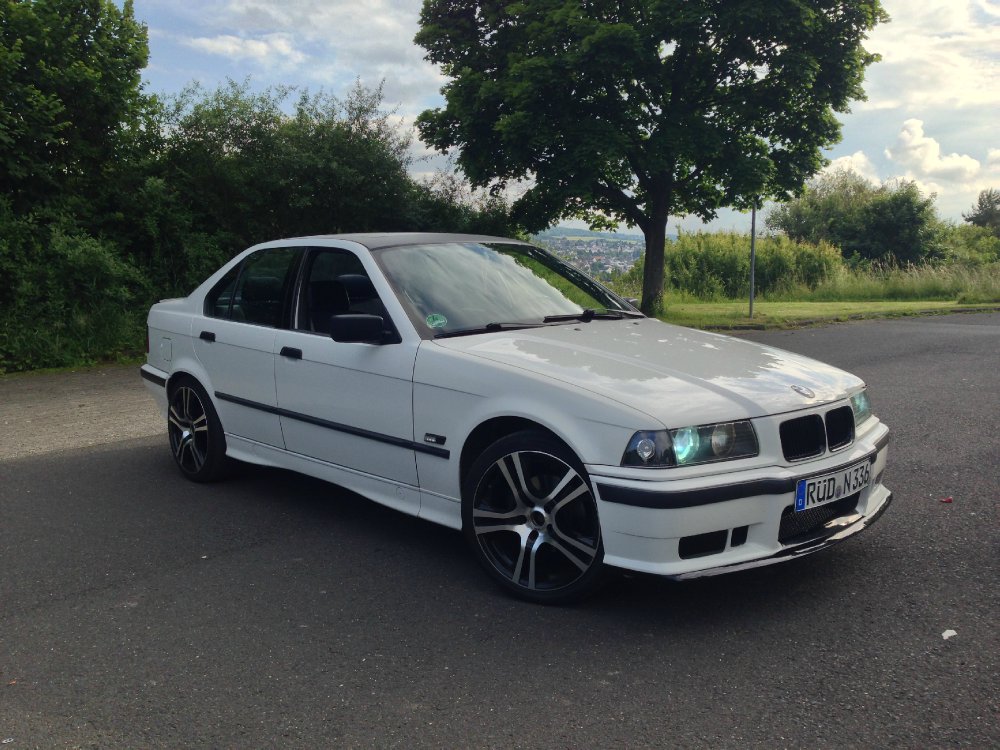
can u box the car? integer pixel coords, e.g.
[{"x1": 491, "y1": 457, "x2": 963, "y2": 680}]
[{"x1": 141, "y1": 232, "x2": 892, "y2": 602}]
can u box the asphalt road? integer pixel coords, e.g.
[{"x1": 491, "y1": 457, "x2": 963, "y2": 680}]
[{"x1": 1, "y1": 313, "x2": 997, "y2": 749}]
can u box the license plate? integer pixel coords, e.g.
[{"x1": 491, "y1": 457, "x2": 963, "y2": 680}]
[{"x1": 795, "y1": 459, "x2": 872, "y2": 512}]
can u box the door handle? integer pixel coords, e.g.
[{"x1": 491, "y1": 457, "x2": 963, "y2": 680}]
[
  {"x1": 199, "y1": 330, "x2": 216, "y2": 342},
  {"x1": 279, "y1": 346, "x2": 302, "y2": 360}
]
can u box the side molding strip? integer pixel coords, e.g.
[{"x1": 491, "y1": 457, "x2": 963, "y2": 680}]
[
  {"x1": 214, "y1": 391, "x2": 450, "y2": 459},
  {"x1": 140, "y1": 368, "x2": 166, "y2": 388}
]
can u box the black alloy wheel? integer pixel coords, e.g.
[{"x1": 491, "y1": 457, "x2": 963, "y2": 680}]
[
  {"x1": 167, "y1": 378, "x2": 228, "y2": 482},
  {"x1": 463, "y1": 430, "x2": 605, "y2": 603}
]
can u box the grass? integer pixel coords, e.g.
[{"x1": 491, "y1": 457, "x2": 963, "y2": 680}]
[
  {"x1": 774, "y1": 262, "x2": 1000, "y2": 304},
  {"x1": 657, "y1": 300, "x2": 999, "y2": 330}
]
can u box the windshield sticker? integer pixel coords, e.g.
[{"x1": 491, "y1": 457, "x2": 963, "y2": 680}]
[{"x1": 425, "y1": 313, "x2": 448, "y2": 329}]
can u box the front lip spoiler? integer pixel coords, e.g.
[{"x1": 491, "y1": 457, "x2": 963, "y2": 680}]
[{"x1": 670, "y1": 491, "x2": 893, "y2": 580}]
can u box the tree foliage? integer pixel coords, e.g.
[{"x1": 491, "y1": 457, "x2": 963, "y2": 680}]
[
  {"x1": 766, "y1": 169, "x2": 943, "y2": 264},
  {"x1": 415, "y1": 0, "x2": 886, "y2": 313},
  {"x1": 1, "y1": 70, "x2": 519, "y2": 371},
  {"x1": 0, "y1": 0, "x2": 149, "y2": 212},
  {"x1": 963, "y1": 188, "x2": 1000, "y2": 237}
]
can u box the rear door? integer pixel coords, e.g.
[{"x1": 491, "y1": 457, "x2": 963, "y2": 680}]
[{"x1": 195, "y1": 247, "x2": 302, "y2": 448}]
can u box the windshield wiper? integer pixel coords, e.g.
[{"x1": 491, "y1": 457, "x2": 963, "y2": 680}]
[
  {"x1": 543, "y1": 308, "x2": 631, "y2": 323},
  {"x1": 434, "y1": 322, "x2": 547, "y2": 339}
]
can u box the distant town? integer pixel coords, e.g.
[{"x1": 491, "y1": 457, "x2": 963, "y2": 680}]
[{"x1": 532, "y1": 228, "x2": 648, "y2": 279}]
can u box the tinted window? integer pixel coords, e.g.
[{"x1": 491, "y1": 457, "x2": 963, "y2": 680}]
[
  {"x1": 297, "y1": 249, "x2": 396, "y2": 339},
  {"x1": 207, "y1": 248, "x2": 301, "y2": 327},
  {"x1": 205, "y1": 265, "x2": 240, "y2": 319}
]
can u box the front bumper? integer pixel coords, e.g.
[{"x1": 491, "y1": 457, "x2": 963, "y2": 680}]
[{"x1": 588, "y1": 425, "x2": 891, "y2": 578}]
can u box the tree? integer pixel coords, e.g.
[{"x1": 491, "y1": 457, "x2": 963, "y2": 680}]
[
  {"x1": 0, "y1": 0, "x2": 149, "y2": 212},
  {"x1": 102, "y1": 79, "x2": 519, "y2": 294},
  {"x1": 766, "y1": 169, "x2": 943, "y2": 264},
  {"x1": 963, "y1": 188, "x2": 1000, "y2": 237},
  {"x1": 415, "y1": 0, "x2": 886, "y2": 313}
]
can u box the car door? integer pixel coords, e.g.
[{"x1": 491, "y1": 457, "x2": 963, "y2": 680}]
[
  {"x1": 195, "y1": 246, "x2": 302, "y2": 448},
  {"x1": 273, "y1": 247, "x2": 420, "y2": 487}
]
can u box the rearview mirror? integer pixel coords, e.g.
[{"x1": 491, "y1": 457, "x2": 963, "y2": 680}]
[{"x1": 329, "y1": 314, "x2": 384, "y2": 344}]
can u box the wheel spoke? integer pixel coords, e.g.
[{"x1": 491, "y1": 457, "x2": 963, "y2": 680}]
[
  {"x1": 474, "y1": 523, "x2": 521, "y2": 537},
  {"x1": 473, "y1": 507, "x2": 526, "y2": 522},
  {"x1": 168, "y1": 413, "x2": 185, "y2": 431},
  {"x1": 550, "y1": 524, "x2": 599, "y2": 559},
  {"x1": 542, "y1": 536, "x2": 589, "y2": 572},
  {"x1": 178, "y1": 438, "x2": 193, "y2": 467},
  {"x1": 550, "y1": 481, "x2": 589, "y2": 513},
  {"x1": 496, "y1": 456, "x2": 522, "y2": 500},
  {"x1": 189, "y1": 441, "x2": 205, "y2": 470},
  {"x1": 527, "y1": 534, "x2": 543, "y2": 589},
  {"x1": 182, "y1": 387, "x2": 192, "y2": 420},
  {"x1": 511, "y1": 532, "x2": 529, "y2": 584},
  {"x1": 542, "y1": 466, "x2": 576, "y2": 503}
]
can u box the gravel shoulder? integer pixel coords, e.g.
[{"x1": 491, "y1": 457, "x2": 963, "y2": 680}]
[{"x1": 0, "y1": 364, "x2": 163, "y2": 461}]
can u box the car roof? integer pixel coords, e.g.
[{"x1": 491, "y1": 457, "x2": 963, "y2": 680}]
[{"x1": 288, "y1": 232, "x2": 528, "y2": 250}]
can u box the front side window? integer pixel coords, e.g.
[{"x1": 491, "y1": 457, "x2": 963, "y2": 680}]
[{"x1": 296, "y1": 249, "x2": 396, "y2": 339}]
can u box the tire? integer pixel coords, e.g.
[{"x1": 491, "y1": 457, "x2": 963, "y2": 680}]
[
  {"x1": 462, "y1": 430, "x2": 606, "y2": 604},
  {"x1": 167, "y1": 376, "x2": 229, "y2": 482}
]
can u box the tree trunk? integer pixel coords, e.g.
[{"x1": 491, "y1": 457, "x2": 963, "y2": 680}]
[{"x1": 639, "y1": 196, "x2": 670, "y2": 316}]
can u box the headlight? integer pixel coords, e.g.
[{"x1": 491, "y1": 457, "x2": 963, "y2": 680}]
[
  {"x1": 622, "y1": 421, "x2": 759, "y2": 468},
  {"x1": 850, "y1": 389, "x2": 873, "y2": 426}
]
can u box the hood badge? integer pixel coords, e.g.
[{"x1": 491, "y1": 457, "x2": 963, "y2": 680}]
[{"x1": 791, "y1": 384, "x2": 816, "y2": 399}]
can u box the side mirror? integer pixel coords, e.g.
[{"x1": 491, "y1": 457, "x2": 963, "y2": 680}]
[
  {"x1": 329, "y1": 314, "x2": 384, "y2": 344},
  {"x1": 625, "y1": 297, "x2": 640, "y2": 307}
]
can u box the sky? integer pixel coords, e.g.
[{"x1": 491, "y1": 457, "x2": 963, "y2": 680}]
[{"x1": 133, "y1": 0, "x2": 1000, "y2": 234}]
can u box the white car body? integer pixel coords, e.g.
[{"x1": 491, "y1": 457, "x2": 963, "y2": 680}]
[{"x1": 142, "y1": 234, "x2": 891, "y2": 596}]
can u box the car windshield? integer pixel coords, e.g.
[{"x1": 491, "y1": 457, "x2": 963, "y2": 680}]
[{"x1": 374, "y1": 242, "x2": 635, "y2": 336}]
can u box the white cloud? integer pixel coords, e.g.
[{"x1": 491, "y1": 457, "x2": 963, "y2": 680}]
[
  {"x1": 862, "y1": 0, "x2": 1000, "y2": 111},
  {"x1": 823, "y1": 151, "x2": 880, "y2": 182},
  {"x1": 183, "y1": 1, "x2": 439, "y2": 116},
  {"x1": 885, "y1": 119, "x2": 981, "y2": 182},
  {"x1": 136, "y1": 0, "x2": 1000, "y2": 224},
  {"x1": 182, "y1": 33, "x2": 306, "y2": 67}
]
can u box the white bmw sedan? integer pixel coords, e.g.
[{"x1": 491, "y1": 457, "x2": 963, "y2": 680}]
[{"x1": 142, "y1": 233, "x2": 892, "y2": 602}]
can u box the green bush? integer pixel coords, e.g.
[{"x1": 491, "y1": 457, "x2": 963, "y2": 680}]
[
  {"x1": 767, "y1": 170, "x2": 944, "y2": 264},
  {"x1": 605, "y1": 229, "x2": 1000, "y2": 305},
  {"x1": 653, "y1": 231, "x2": 841, "y2": 300},
  {"x1": 939, "y1": 223, "x2": 1000, "y2": 265},
  {"x1": 0, "y1": 206, "x2": 146, "y2": 373}
]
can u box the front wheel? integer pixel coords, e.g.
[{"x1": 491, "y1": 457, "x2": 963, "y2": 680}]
[
  {"x1": 462, "y1": 431, "x2": 605, "y2": 604},
  {"x1": 167, "y1": 377, "x2": 229, "y2": 482}
]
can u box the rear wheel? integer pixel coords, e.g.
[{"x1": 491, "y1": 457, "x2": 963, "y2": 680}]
[
  {"x1": 167, "y1": 377, "x2": 228, "y2": 482},
  {"x1": 463, "y1": 430, "x2": 605, "y2": 603}
]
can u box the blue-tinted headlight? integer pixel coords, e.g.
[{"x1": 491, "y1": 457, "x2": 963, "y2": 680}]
[
  {"x1": 622, "y1": 421, "x2": 759, "y2": 468},
  {"x1": 850, "y1": 389, "x2": 873, "y2": 425}
]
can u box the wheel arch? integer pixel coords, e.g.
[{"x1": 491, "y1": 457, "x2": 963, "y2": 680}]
[
  {"x1": 459, "y1": 416, "x2": 573, "y2": 491},
  {"x1": 164, "y1": 355, "x2": 214, "y2": 399}
]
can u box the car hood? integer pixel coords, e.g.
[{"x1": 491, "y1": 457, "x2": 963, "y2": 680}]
[{"x1": 432, "y1": 318, "x2": 863, "y2": 426}]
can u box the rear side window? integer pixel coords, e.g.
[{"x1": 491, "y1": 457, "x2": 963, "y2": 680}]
[
  {"x1": 205, "y1": 265, "x2": 240, "y2": 318},
  {"x1": 205, "y1": 248, "x2": 302, "y2": 327}
]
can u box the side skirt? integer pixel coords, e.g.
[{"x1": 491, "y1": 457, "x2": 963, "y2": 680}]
[{"x1": 225, "y1": 433, "x2": 423, "y2": 519}]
